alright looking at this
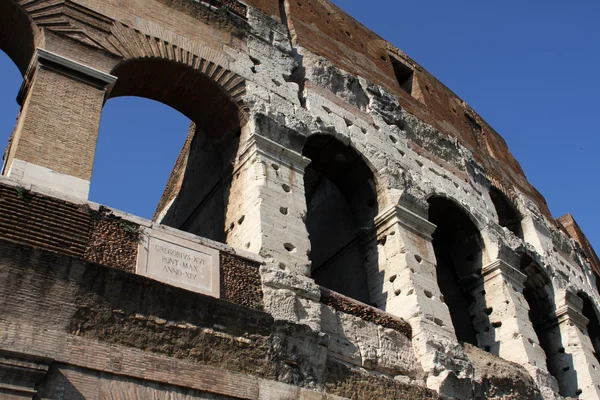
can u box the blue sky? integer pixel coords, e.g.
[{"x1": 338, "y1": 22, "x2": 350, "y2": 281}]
[{"x1": 0, "y1": 0, "x2": 598, "y2": 252}]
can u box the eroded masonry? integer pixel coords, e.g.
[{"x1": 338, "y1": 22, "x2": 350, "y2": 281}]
[{"x1": 1, "y1": 0, "x2": 599, "y2": 399}]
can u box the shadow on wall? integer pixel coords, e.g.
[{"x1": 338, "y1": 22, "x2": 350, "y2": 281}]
[
  {"x1": 302, "y1": 134, "x2": 381, "y2": 307},
  {"x1": 157, "y1": 122, "x2": 239, "y2": 242},
  {"x1": 579, "y1": 292, "x2": 600, "y2": 363},
  {"x1": 427, "y1": 196, "x2": 492, "y2": 348}
]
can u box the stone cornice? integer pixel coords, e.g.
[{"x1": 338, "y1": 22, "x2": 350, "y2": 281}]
[
  {"x1": 236, "y1": 134, "x2": 310, "y2": 174},
  {"x1": 374, "y1": 205, "x2": 437, "y2": 240},
  {"x1": 18, "y1": 48, "x2": 117, "y2": 104},
  {"x1": 481, "y1": 260, "x2": 527, "y2": 291},
  {"x1": 539, "y1": 305, "x2": 589, "y2": 332}
]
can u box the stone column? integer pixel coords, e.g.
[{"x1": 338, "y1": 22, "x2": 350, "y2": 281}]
[
  {"x1": 469, "y1": 260, "x2": 560, "y2": 398},
  {"x1": 3, "y1": 48, "x2": 116, "y2": 200},
  {"x1": 225, "y1": 132, "x2": 323, "y2": 330},
  {"x1": 225, "y1": 133, "x2": 311, "y2": 275},
  {"x1": 372, "y1": 205, "x2": 470, "y2": 375},
  {"x1": 542, "y1": 304, "x2": 600, "y2": 400}
]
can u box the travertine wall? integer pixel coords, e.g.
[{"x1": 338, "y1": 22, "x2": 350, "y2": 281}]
[{"x1": 1, "y1": 0, "x2": 600, "y2": 399}]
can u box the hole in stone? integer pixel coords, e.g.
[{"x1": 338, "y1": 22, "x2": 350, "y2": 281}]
[
  {"x1": 407, "y1": 289, "x2": 414, "y2": 295},
  {"x1": 272, "y1": 79, "x2": 282, "y2": 87},
  {"x1": 249, "y1": 55, "x2": 261, "y2": 65},
  {"x1": 558, "y1": 347, "x2": 565, "y2": 353},
  {"x1": 373, "y1": 123, "x2": 380, "y2": 130},
  {"x1": 414, "y1": 254, "x2": 423, "y2": 263},
  {"x1": 389, "y1": 135, "x2": 398, "y2": 144},
  {"x1": 361, "y1": 127, "x2": 367, "y2": 134},
  {"x1": 283, "y1": 243, "x2": 296, "y2": 253},
  {"x1": 389, "y1": 274, "x2": 397, "y2": 283},
  {"x1": 480, "y1": 290, "x2": 486, "y2": 295},
  {"x1": 238, "y1": 215, "x2": 245, "y2": 225},
  {"x1": 282, "y1": 184, "x2": 291, "y2": 192},
  {"x1": 395, "y1": 289, "x2": 401, "y2": 296},
  {"x1": 434, "y1": 318, "x2": 444, "y2": 327},
  {"x1": 344, "y1": 117, "x2": 353, "y2": 127},
  {"x1": 279, "y1": 207, "x2": 288, "y2": 215},
  {"x1": 272, "y1": 163, "x2": 280, "y2": 171},
  {"x1": 492, "y1": 321, "x2": 502, "y2": 328},
  {"x1": 485, "y1": 307, "x2": 493, "y2": 315},
  {"x1": 245, "y1": 242, "x2": 251, "y2": 248},
  {"x1": 416, "y1": 160, "x2": 423, "y2": 167},
  {"x1": 484, "y1": 346, "x2": 491, "y2": 352},
  {"x1": 279, "y1": 262, "x2": 286, "y2": 270},
  {"x1": 378, "y1": 236, "x2": 387, "y2": 246},
  {"x1": 424, "y1": 290, "x2": 433, "y2": 298},
  {"x1": 322, "y1": 105, "x2": 332, "y2": 114}
]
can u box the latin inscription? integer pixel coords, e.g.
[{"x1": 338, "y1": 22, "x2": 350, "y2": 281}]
[{"x1": 140, "y1": 236, "x2": 219, "y2": 296}]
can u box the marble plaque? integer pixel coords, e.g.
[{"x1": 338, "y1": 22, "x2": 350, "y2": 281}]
[{"x1": 137, "y1": 230, "x2": 220, "y2": 297}]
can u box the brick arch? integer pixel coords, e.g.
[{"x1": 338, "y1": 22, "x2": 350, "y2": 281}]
[
  {"x1": 107, "y1": 23, "x2": 247, "y2": 131},
  {"x1": 108, "y1": 56, "x2": 246, "y2": 143},
  {"x1": 0, "y1": 0, "x2": 39, "y2": 74}
]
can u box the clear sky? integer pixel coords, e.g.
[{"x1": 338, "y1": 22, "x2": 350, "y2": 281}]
[{"x1": 0, "y1": 0, "x2": 598, "y2": 252}]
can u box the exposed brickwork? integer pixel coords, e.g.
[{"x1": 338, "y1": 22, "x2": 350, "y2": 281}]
[
  {"x1": 320, "y1": 287, "x2": 412, "y2": 338},
  {"x1": 9, "y1": 66, "x2": 106, "y2": 181},
  {"x1": 220, "y1": 252, "x2": 263, "y2": 310},
  {"x1": 325, "y1": 360, "x2": 437, "y2": 400},
  {"x1": 0, "y1": 184, "x2": 90, "y2": 257},
  {"x1": 558, "y1": 214, "x2": 600, "y2": 275},
  {"x1": 84, "y1": 206, "x2": 139, "y2": 273}
]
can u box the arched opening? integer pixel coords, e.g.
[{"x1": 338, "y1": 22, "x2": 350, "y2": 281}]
[
  {"x1": 90, "y1": 97, "x2": 191, "y2": 220},
  {"x1": 428, "y1": 197, "x2": 483, "y2": 346},
  {"x1": 303, "y1": 134, "x2": 378, "y2": 305},
  {"x1": 0, "y1": 0, "x2": 36, "y2": 75},
  {"x1": 578, "y1": 293, "x2": 600, "y2": 362},
  {"x1": 489, "y1": 187, "x2": 523, "y2": 239},
  {"x1": 0, "y1": 50, "x2": 23, "y2": 174},
  {"x1": 519, "y1": 255, "x2": 567, "y2": 395},
  {"x1": 91, "y1": 58, "x2": 244, "y2": 243}
]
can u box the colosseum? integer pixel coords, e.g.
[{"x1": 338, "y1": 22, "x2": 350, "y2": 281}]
[{"x1": 0, "y1": 0, "x2": 598, "y2": 399}]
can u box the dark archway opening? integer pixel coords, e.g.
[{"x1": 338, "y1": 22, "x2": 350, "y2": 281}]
[
  {"x1": 91, "y1": 58, "x2": 243, "y2": 244},
  {"x1": 303, "y1": 134, "x2": 378, "y2": 305},
  {"x1": 519, "y1": 254, "x2": 569, "y2": 395},
  {"x1": 490, "y1": 187, "x2": 523, "y2": 239},
  {"x1": 428, "y1": 197, "x2": 483, "y2": 346},
  {"x1": 579, "y1": 293, "x2": 600, "y2": 363}
]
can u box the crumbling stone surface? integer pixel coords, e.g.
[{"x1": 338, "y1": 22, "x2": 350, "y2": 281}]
[{"x1": 2, "y1": 0, "x2": 600, "y2": 399}]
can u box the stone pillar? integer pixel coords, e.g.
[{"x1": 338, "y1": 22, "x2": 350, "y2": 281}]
[
  {"x1": 225, "y1": 133, "x2": 311, "y2": 276},
  {"x1": 2, "y1": 48, "x2": 116, "y2": 200},
  {"x1": 542, "y1": 303, "x2": 600, "y2": 399},
  {"x1": 472, "y1": 260, "x2": 546, "y2": 365},
  {"x1": 225, "y1": 132, "x2": 322, "y2": 330},
  {"x1": 470, "y1": 260, "x2": 560, "y2": 398},
  {"x1": 372, "y1": 205, "x2": 471, "y2": 375}
]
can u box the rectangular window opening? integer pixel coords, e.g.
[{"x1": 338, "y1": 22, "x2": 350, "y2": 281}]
[{"x1": 390, "y1": 56, "x2": 414, "y2": 96}]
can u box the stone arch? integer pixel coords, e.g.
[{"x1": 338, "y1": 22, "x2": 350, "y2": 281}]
[
  {"x1": 302, "y1": 133, "x2": 380, "y2": 305},
  {"x1": 103, "y1": 53, "x2": 247, "y2": 243},
  {"x1": 0, "y1": 0, "x2": 38, "y2": 75},
  {"x1": 427, "y1": 195, "x2": 485, "y2": 346}
]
